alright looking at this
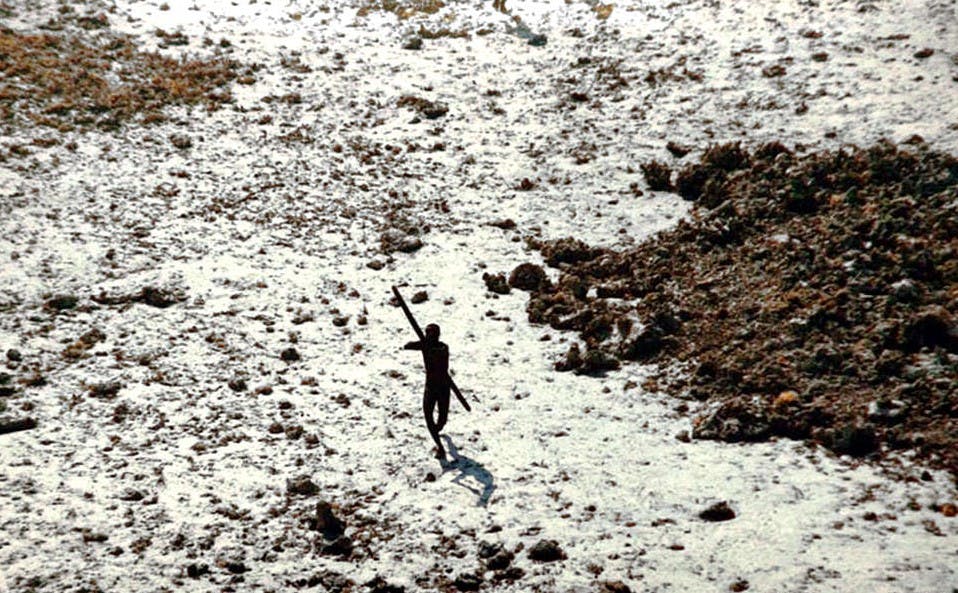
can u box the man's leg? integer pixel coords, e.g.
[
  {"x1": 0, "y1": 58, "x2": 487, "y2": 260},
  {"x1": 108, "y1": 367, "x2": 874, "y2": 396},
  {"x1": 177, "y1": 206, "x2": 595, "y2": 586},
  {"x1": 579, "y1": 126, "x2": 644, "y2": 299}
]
[
  {"x1": 436, "y1": 392, "x2": 450, "y2": 433},
  {"x1": 423, "y1": 392, "x2": 446, "y2": 458}
]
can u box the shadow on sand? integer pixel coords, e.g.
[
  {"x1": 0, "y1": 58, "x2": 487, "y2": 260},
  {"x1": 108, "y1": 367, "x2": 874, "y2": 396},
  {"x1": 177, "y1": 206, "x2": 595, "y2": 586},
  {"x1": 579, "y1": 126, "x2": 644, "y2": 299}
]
[{"x1": 441, "y1": 436, "x2": 496, "y2": 507}]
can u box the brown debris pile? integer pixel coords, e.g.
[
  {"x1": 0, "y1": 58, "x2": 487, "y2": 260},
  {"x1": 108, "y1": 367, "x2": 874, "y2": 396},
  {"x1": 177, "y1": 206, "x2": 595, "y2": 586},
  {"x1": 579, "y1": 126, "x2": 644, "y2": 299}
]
[
  {"x1": 0, "y1": 28, "x2": 249, "y2": 131},
  {"x1": 520, "y1": 140, "x2": 958, "y2": 477}
]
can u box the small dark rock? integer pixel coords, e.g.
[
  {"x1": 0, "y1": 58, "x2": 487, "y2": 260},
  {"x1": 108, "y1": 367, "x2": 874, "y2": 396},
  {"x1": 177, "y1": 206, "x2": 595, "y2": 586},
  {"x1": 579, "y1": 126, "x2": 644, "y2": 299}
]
[
  {"x1": 227, "y1": 378, "x2": 247, "y2": 392},
  {"x1": 486, "y1": 549, "x2": 515, "y2": 570},
  {"x1": 0, "y1": 417, "x2": 37, "y2": 435},
  {"x1": 828, "y1": 423, "x2": 878, "y2": 457},
  {"x1": 186, "y1": 563, "x2": 210, "y2": 578},
  {"x1": 489, "y1": 218, "x2": 517, "y2": 230},
  {"x1": 365, "y1": 576, "x2": 405, "y2": 593},
  {"x1": 280, "y1": 347, "x2": 301, "y2": 362},
  {"x1": 410, "y1": 290, "x2": 428, "y2": 304},
  {"x1": 666, "y1": 141, "x2": 692, "y2": 158},
  {"x1": 483, "y1": 272, "x2": 511, "y2": 295},
  {"x1": 914, "y1": 48, "x2": 934, "y2": 59},
  {"x1": 319, "y1": 535, "x2": 353, "y2": 557},
  {"x1": 527, "y1": 34, "x2": 547, "y2": 47},
  {"x1": 402, "y1": 36, "x2": 423, "y2": 50},
  {"x1": 509, "y1": 263, "x2": 549, "y2": 291},
  {"x1": 491, "y1": 567, "x2": 525, "y2": 582},
  {"x1": 224, "y1": 561, "x2": 247, "y2": 574},
  {"x1": 313, "y1": 501, "x2": 345, "y2": 540},
  {"x1": 88, "y1": 382, "x2": 123, "y2": 399},
  {"x1": 6, "y1": 349, "x2": 22, "y2": 362},
  {"x1": 478, "y1": 541, "x2": 503, "y2": 559},
  {"x1": 45, "y1": 294, "x2": 78, "y2": 311},
  {"x1": 601, "y1": 581, "x2": 633, "y2": 593},
  {"x1": 138, "y1": 286, "x2": 184, "y2": 308},
  {"x1": 367, "y1": 259, "x2": 385, "y2": 270},
  {"x1": 641, "y1": 161, "x2": 674, "y2": 191},
  {"x1": 453, "y1": 573, "x2": 482, "y2": 591},
  {"x1": 527, "y1": 539, "x2": 566, "y2": 562},
  {"x1": 286, "y1": 475, "x2": 319, "y2": 496},
  {"x1": 901, "y1": 306, "x2": 958, "y2": 353},
  {"x1": 169, "y1": 134, "x2": 192, "y2": 149},
  {"x1": 699, "y1": 501, "x2": 736, "y2": 522},
  {"x1": 729, "y1": 580, "x2": 750, "y2": 592}
]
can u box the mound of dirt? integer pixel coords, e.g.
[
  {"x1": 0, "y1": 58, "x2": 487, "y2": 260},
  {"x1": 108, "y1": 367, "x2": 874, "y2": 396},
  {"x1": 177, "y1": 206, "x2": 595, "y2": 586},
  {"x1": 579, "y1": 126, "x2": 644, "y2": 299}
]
[{"x1": 521, "y1": 140, "x2": 958, "y2": 479}]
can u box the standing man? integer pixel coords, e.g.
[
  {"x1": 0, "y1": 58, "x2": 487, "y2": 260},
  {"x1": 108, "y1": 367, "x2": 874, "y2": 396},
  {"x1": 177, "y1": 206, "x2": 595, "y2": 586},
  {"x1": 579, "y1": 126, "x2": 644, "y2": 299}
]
[{"x1": 403, "y1": 323, "x2": 452, "y2": 459}]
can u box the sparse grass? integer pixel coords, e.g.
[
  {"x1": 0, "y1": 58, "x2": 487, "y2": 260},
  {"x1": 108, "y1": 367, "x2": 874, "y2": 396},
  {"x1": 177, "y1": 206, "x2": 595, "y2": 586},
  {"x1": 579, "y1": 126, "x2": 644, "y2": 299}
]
[
  {"x1": 356, "y1": 0, "x2": 445, "y2": 19},
  {"x1": 0, "y1": 29, "x2": 250, "y2": 132}
]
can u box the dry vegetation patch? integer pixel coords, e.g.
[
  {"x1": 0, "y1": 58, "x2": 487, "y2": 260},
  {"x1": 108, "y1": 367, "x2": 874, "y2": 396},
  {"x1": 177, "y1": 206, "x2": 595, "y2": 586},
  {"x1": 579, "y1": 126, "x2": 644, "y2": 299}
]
[{"x1": 0, "y1": 27, "x2": 249, "y2": 132}]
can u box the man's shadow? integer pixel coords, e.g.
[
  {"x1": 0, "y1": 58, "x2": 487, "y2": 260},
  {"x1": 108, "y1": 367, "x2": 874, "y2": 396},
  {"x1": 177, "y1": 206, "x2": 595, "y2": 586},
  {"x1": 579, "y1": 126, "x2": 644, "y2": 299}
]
[{"x1": 441, "y1": 436, "x2": 496, "y2": 507}]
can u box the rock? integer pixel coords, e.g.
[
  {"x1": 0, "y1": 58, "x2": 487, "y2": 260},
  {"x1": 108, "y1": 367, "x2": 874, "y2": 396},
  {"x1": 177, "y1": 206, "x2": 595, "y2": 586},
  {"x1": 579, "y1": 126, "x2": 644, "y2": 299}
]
[
  {"x1": 268, "y1": 422, "x2": 284, "y2": 434},
  {"x1": 483, "y1": 272, "x2": 510, "y2": 295},
  {"x1": 729, "y1": 580, "x2": 750, "y2": 592},
  {"x1": 318, "y1": 535, "x2": 353, "y2": 557},
  {"x1": 527, "y1": 539, "x2": 565, "y2": 562},
  {"x1": 0, "y1": 417, "x2": 37, "y2": 435},
  {"x1": 867, "y1": 399, "x2": 908, "y2": 424},
  {"x1": 280, "y1": 347, "x2": 301, "y2": 362},
  {"x1": 137, "y1": 286, "x2": 185, "y2": 308},
  {"x1": 367, "y1": 259, "x2": 385, "y2": 270},
  {"x1": 365, "y1": 576, "x2": 404, "y2": 593},
  {"x1": 489, "y1": 218, "x2": 516, "y2": 230},
  {"x1": 577, "y1": 347, "x2": 620, "y2": 375},
  {"x1": 402, "y1": 36, "x2": 423, "y2": 50},
  {"x1": 332, "y1": 315, "x2": 349, "y2": 327},
  {"x1": 761, "y1": 64, "x2": 786, "y2": 77},
  {"x1": 527, "y1": 34, "x2": 547, "y2": 47},
  {"x1": 87, "y1": 382, "x2": 123, "y2": 399},
  {"x1": 6, "y1": 349, "x2": 22, "y2": 362},
  {"x1": 486, "y1": 549, "x2": 515, "y2": 570},
  {"x1": 914, "y1": 48, "x2": 934, "y2": 59},
  {"x1": 227, "y1": 378, "x2": 247, "y2": 392},
  {"x1": 477, "y1": 541, "x2": 503, "y2": 559},
  {"x1": 901, "y1": 306, "x2": 958, "y2": 353},
  {"x1": 828, "y1": 423, "x2": 878, "y2": 457},
  {"x1": 675, "y1": 430, "x2": 691, "y2": 443},
  {"x1": 45, "y1": 294, "x2": 78, "y2": 311},
  {"x1": 169, "y1": 134, "x2": 192, "y2": 149},
  {"x1": 421, "y1": 101, "x2": 448, "y2": 120},
  {"x1": 509, "y1": 263, "x2": 549, "y2": 292},
  {"x1": 410, "y1": 290, "x2": 428, "y2": 304},
  {"x1": 224, "y1": 560, "x2": 247, "y2": 574},
  {"x1": 540, "y1": 237, "x2": 602, "y2": 267},
  {"x1": 641, "y1": 161, "x2": 674, "y2": 191},
  {"x1": 313, "y1": 501, "x2": 345, "y2": 540},
  {"x1": 186, "y1": 563, "x2": 210, "y2": 578},
  {"x1": 286, "y1": 475, "x2": 319, "y2": 496},
  {"x1": 491, "y1": 567, "x2": 525, "y2": 582},
  {"x1": 453, "y1": 573, "x2": 482, "y2": 591},
  {"x1": 666, "y1": 141, "x2": 691, "y2": 158},
  {"x1": 699, "y1": 501, "x2": 736, "y2": 522},
  {"x1": 381, "y1": 229, "x2": 424, "y2": 254},
  {"x1": 119, "y1": 489, "x2": 145, "y2": 502},
  {"x1": 306, "y1": 571, "x2": 353, "y2": 592},
  {"x1": 63, "y1": 327, "x2": 107, "y2": 359},
  {"x1": 555, "y1": 343, "x2": 582, "y2": 372},
  {"x1": 601, "y1": 581, "x2": 633, "y2": 593}
]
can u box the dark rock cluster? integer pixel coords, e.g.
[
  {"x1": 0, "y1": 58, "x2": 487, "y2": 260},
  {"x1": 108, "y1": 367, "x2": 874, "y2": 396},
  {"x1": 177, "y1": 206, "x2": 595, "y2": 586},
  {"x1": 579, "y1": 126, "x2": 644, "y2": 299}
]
[{"x1": 516, "y1": 140, "x2": 958, "y2": 478}]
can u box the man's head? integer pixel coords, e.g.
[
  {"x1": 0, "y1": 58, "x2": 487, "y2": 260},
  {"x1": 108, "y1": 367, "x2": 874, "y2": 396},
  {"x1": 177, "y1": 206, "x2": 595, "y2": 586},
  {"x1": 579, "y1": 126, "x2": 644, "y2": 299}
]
[{"x1": 424, "y1": 323, "x2": 440, "y2": 341}]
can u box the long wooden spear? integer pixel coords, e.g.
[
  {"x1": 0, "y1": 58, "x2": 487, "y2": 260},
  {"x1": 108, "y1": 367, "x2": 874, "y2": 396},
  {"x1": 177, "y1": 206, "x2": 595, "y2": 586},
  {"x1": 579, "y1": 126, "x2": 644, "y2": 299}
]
[{"x1": 392, "y1": 285, "x2": 473, "y2": 412}]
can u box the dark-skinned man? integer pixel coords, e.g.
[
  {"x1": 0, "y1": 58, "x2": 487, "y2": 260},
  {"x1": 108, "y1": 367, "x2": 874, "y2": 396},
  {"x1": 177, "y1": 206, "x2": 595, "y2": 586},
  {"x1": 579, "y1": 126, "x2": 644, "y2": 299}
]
[{"x1": 403, "y1": 323, "x2": 452, "y2": 460}]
